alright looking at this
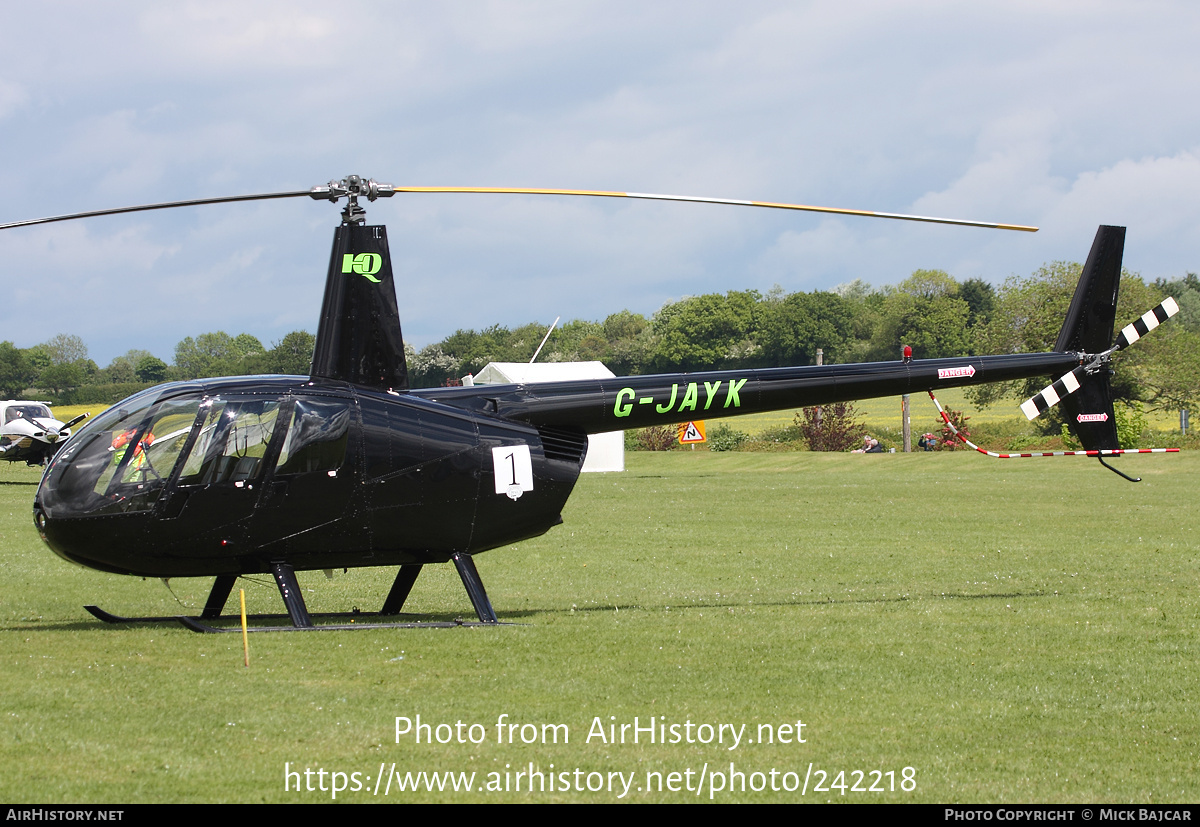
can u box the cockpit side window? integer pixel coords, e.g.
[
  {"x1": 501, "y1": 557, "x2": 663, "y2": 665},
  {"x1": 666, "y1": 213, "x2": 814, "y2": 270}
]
[
  {"x1": 38, "y1": 392, "x2": 352, "y2": 519},
  {"x1": 176, "y1": 398, "x2": 284, "y2": 486},
  {"x1": 274, "y1": 399, "x2": 350, "y2": 476}
]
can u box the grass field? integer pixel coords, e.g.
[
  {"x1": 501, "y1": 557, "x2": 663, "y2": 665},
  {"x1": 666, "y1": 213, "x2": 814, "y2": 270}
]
[{"x1": 1, "y1": 451, "x2": 1197, "y2": 803}]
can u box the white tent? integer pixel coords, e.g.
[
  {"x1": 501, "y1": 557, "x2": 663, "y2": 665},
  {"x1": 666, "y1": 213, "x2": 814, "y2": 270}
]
[{"x1": 470, "y1": 361, "x2": 624, "y2": 473}]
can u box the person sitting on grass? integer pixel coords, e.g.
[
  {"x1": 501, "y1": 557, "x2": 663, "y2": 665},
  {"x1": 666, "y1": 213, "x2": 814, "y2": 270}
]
[{"x1": 852, "y1": 436, "x2": 884, "y2": 454}]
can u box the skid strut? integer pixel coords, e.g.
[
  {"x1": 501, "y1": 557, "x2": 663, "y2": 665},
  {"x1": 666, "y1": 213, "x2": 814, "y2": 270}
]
[
  {"x1": 202, "y1": 575, "x2": 237, "y2": 620},
  {"x1": 271, "y1": 561, "x2": 312, "y2": 628},
  {"x1": 452, "y1": 552, "x2": 498, "y2": 624},
  {"x1": 380, "y1": 565, "x2": 423, "y2": 615}
]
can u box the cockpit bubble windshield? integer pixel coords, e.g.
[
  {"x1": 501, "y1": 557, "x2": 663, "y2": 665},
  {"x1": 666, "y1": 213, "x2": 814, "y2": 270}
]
[
  {"x1": 40, "y1": 392, "x2": 203, "y2": 517},
  {"x1": 4, "y1": 404, "x2": 52, "y2": 424}
]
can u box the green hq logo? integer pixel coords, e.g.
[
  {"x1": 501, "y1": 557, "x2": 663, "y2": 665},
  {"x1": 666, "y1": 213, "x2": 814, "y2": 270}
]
[{"x1": 342, "y1": 253, "x2": 383, "y2": 283}]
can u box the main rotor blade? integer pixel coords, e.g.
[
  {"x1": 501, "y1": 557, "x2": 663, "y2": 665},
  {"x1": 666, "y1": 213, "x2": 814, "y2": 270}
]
[
  {"x1": 0, "y1": 190, "x2": 314, "y2": 230},
  {"x1": 0, "y1": 178, "x2": 1038, "y2": 232},
  {"x1": 391, "y1": 186, "x2": 1039, "y2": 232}
]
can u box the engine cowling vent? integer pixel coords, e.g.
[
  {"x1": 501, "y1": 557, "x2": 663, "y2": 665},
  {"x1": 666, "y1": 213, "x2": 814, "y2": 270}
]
[{"x1": 537, "y1": 426, "x2": 588, "y2": 466}]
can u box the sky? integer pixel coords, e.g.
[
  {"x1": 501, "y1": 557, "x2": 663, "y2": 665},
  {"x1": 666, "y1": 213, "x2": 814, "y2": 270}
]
[{"x1": 2, "y1": 1, "x2": 1199, "y2": 366}]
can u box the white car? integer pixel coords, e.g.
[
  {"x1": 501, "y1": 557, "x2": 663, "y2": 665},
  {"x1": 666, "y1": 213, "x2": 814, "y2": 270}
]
[{"x1": 0, "y1": 401, "x2": 87, "y2": 466}]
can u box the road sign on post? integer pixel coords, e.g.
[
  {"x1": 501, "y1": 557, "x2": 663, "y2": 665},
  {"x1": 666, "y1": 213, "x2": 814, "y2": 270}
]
[{"x1": 678, "y1": 421, "x2": 706, "y2": 444}]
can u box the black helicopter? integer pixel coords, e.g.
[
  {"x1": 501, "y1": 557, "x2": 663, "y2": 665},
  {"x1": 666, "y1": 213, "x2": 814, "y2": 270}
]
[{"x1": 3, "y1": 175, "x2": 1174, "y2": 631}]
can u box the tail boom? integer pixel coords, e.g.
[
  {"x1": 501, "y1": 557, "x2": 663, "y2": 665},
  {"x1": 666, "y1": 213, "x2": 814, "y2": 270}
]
[{"x1": 420, "y1": 351, "x2": 1080, "y2": 434}]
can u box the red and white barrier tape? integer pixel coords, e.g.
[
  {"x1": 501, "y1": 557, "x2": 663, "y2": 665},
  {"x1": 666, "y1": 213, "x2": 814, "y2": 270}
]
[{"x1": 926, "y1": 391, "x2": 1179, "y2": 458}]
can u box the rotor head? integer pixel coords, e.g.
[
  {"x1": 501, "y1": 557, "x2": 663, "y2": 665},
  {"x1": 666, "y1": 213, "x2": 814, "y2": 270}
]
[{"x1": 309, "y1": 175, "x2": 396, "y2": 225}]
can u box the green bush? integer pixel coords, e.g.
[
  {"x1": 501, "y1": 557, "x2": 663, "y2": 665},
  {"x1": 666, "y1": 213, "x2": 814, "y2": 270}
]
[
  {"x1": 757, "y1": 423, "x2": 804, "y2": 443},
  {"x1": 1008, "y1": 434, "x2": 1066, "y2": 452},
  {"x1": 707, "y1": 423, "x2": 750, "y2": 452},
  {"x1": 1115, "y1": 401, "x2": 1149, "y2": 449},
  {"x1": 627, "y1": 424, "x2": 678, "y2": 451},
  {"x1": 796, "y1": 402, "x2": 865, "y2": 451},
  {"x1": 968, "y1": 419, "x2": 1037, "y2": 444},
  {"x1": 58, "y1": 382, "x2": 155, "y2": 406}
]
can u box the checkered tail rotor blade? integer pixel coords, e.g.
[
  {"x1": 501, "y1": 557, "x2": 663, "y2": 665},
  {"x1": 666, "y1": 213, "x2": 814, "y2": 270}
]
[
  {"x1": 1020, "y1": 366, "x2": 1089, "y2": 420},
  {"x1": 1019, "y1": 297, "x2": 1180, "y2": 421},
  {"x1": 1113, "y1": 297, "x2": 1180, "y2": 351}
]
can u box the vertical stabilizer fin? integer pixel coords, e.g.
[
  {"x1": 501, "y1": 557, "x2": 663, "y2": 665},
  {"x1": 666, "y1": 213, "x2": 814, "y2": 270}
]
[
  {"x1": 311, "y1": 224, "x2": 410, "y2": 391},
  {"x1": 1052, "y1": 225, "x2": 1124, "y2": 450},
  {"x1": 1055, "y1": 225, "x2": 1124, "y2": 353}
]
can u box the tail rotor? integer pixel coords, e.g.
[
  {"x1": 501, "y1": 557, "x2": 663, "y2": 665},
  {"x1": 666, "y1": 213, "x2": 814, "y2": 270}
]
[
  {"x1": 1003, "y1": 225, "x2": 1182, "y2": 479},
  {"x1": 1020, "y1": 296, "x2": 1180, "y2": 426}
]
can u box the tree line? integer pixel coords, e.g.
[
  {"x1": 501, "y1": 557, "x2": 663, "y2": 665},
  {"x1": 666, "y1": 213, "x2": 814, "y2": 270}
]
[
  {"x1": 411, "y1": 265, "x2": 1200, "y2": 416},
  {"x1": 2, "y1": 264, "x2": 1197, "y2": 416},
  {"x1": 0, "y1": 331, "x2": 316, "y2": 404}
]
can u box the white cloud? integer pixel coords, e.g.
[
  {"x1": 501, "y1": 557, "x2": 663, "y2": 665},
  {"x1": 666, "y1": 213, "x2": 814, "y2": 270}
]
[
  {"x1": 0, "y1": 80, "x2": 25, "y2": 119},
  {"x1": 1046, "y1": 151, "x2": 1200, "y2": 236}
]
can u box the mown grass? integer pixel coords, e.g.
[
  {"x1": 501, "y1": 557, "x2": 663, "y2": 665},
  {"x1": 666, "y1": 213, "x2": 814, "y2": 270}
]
[{"x1": 1, "y1": 451, "x2": 1197, "y2": 803}]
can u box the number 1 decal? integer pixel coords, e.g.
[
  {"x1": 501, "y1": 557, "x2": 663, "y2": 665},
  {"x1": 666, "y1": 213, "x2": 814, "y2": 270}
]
[{"x1": 492, "y1": 444, "x2": 534, "y2": 500}]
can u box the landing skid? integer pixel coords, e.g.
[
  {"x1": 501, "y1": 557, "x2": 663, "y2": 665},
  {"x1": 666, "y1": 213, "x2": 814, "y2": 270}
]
[
  {"x1": 177, "y1": 617, "x2": 501, "y2": 633},
  {"x1": 83, "y1": 604, "x2": 481, "y2": 626},
  {"x1": 83, "y1": 552, "x2": 505, "y2": 632},
  {"x1": 85, "y1": 604, "x2": 509, "y2": 633}
]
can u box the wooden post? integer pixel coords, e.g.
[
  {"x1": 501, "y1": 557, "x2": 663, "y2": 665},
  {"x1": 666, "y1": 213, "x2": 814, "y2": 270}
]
[{"x1": 815, "y1": 348, "x2": 823, "y2": 433}]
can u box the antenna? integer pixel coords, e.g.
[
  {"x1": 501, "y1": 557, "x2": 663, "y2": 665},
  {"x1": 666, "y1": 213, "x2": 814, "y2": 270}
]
[{"x1": 530, "y1": 316, "x2": 561, "y2": 363}]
